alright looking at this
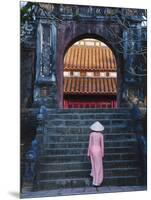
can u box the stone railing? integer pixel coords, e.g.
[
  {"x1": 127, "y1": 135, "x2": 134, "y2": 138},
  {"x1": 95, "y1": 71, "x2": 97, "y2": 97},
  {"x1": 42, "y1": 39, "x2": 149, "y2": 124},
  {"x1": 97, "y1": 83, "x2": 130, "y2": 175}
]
[
  {"x1": 130, "y1": 103, "x2": 147, "y2": 183},
  {"x1": 21, "y1": 106, "x2": 47, "y2": 192}
]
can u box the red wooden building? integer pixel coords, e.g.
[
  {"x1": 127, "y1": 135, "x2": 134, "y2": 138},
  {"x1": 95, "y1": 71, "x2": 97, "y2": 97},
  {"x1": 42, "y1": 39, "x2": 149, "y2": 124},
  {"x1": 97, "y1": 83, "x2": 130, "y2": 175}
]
[{"x1": 63, "y1": 40, "x2": 117, "y2": 108}]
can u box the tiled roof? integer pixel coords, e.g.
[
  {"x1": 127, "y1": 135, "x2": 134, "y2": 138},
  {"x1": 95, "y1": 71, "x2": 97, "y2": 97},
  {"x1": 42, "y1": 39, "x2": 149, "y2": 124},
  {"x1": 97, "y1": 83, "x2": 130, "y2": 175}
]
[
  {"x1": 64, "y1": 46, "x2": 116, "y2": 72},
  {"x1": 64, "y1": 77, "x2": 117, "y2": 95}
]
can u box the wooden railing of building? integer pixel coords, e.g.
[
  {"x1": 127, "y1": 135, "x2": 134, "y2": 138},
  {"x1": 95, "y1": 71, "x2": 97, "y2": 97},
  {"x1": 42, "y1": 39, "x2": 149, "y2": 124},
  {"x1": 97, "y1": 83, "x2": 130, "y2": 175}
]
[{"x1": 64, "y1": 100, "x2": 117, "y2": 108}]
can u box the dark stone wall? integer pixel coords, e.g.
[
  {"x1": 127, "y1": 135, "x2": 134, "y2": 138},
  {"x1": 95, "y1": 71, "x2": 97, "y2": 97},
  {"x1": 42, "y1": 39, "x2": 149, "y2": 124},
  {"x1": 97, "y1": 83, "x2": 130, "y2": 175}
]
[
  {"x1": 21, "y1": 5, "x2": 146, "y2": 109},
  {"x1": 21, "y1": 48, "x2": 37, "y2": 158},
  {"x1": 21, "y1": 48, "x2": 35, "y2": 108}
]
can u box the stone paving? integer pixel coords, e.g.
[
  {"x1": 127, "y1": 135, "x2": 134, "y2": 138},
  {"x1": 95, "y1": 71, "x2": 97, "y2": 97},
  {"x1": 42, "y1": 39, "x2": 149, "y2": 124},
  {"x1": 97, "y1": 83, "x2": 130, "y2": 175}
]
[{"x1": 21, "y1": 185, "x2": 147, "y2": 198}]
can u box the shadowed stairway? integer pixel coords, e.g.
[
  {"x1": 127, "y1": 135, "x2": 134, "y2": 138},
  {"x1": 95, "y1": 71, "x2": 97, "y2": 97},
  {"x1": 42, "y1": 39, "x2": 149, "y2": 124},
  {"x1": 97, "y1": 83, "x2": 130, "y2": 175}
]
[{"x1": 35, "y1": 108, "x2": 144, "y2": 190}]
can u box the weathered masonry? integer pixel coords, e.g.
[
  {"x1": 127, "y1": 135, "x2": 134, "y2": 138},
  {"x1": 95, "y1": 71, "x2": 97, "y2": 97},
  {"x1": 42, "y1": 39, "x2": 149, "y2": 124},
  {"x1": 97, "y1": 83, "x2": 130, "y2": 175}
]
[{"x1": 21, "y1": 4, "x2": 147, "y2": 109}]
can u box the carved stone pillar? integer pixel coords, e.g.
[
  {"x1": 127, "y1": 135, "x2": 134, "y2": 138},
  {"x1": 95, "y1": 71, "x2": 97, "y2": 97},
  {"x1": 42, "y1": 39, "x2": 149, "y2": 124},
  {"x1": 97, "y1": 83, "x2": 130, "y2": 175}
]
[
  {"x1": 122, "y1": 22, "x2": 146, "y2": 105},
  {"x1": 122, "y1": 25, "x2": 138, "y2": 105},
  {"x1": 33, "y1": 20, "x2": 57, "y2": 107}
]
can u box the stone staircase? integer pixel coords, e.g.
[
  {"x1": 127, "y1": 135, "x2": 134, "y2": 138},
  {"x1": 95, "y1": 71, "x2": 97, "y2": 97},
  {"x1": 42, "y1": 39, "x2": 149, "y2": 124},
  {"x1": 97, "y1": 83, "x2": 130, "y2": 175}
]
[{"x1": 36, "y1": 108, "x2": 143, "y2": 190}]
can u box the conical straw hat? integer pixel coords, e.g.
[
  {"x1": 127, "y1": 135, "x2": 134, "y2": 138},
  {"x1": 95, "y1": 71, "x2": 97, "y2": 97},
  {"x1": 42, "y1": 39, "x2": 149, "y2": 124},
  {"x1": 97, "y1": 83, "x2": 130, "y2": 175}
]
[{"x1": 90, "y1": 121, "x2": 104, "y2": 132}]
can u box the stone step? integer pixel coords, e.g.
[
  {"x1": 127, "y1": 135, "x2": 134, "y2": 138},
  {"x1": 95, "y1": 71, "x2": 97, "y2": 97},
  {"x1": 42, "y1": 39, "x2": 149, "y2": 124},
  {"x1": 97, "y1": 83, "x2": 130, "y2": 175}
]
[
  {"x1": 46, "y1": 108, "x2": 130, "y2": 114},
  {"x1": 43, "y1": 146, "x2": 137, "y2": 155},
  {"x1": 38, "y1": 168, "x2": 141, "y2": 180},
  {"x1": 46, "y1": 119, "x2": 132, "y2": 127},
  {"x1": 47, "y1": 113, "x2": 131, "y2": 120},
  {"x1": 46, "y1": 126, "x2": 133, "y2": 134},
  {"x1": 40, "y1": 160, "x2": 139, "y2": 171},
  {"x1": 40, "y1": 153, "x2": 138, "y2": 162},
  {"x1": 43, "y1": 139, "x2": 137, "y2": 148},
  {"x1": 43, "y1": 133, "x2": 136, "y2": 143},
  {"x1": 37, "y1": 176, "x2": 142, "y2": 190}
]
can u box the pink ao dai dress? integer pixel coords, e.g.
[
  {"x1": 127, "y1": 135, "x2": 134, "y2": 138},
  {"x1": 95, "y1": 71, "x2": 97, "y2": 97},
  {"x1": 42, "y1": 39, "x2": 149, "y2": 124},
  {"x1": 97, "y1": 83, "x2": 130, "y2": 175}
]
[{"x1": 87, "y1": 132, "x2": 104, "y2": 186}]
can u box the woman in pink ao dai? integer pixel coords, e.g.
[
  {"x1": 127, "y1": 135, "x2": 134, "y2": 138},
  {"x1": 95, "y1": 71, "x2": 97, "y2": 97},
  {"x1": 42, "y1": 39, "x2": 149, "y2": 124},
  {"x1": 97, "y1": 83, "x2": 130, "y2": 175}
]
[{"x1": 87, "y1": 121, "x2": 104, "y2": 186}]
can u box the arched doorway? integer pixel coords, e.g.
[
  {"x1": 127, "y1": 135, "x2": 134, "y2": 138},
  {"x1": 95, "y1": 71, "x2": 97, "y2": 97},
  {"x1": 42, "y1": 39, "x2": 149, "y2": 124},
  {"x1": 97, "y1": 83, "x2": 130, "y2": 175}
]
[
  {"x1": 63, "y1": 38, "x2": 117, "y2": 109},
  {"x1": 56, "y1": 29, "x2": 123, "y2": 109}
]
